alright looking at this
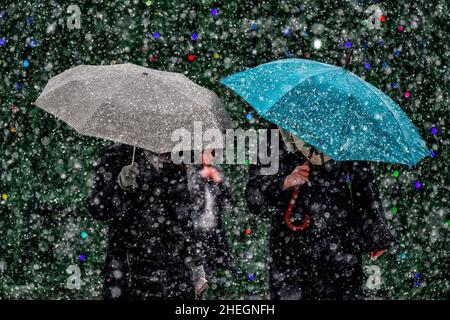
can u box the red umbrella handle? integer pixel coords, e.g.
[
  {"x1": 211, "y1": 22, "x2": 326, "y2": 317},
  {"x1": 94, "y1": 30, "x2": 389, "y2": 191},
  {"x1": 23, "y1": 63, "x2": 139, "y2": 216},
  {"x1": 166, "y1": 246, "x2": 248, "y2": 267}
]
[
  {"x1": 283, "y1": 148, "x2": 315, "y2": 232},
  {"x1": 284, "y1": 185, "x2": 311, "y2": 232}
]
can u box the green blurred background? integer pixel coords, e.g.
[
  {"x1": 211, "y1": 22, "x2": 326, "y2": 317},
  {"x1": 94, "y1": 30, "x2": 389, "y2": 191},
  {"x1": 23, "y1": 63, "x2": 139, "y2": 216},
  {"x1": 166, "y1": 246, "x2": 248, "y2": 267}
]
[{"x1": 0, "y1": 0, "x2": 448, "y2": 299}]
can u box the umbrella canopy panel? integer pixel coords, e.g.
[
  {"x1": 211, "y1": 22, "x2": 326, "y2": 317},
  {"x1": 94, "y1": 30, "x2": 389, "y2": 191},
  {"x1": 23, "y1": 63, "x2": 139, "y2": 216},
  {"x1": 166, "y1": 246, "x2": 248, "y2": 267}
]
[
  {"x1": 221, "y1": 59, "x2": 429, "y2": 166},
  {"x1": 35, "y1": 63, "x2": 234, "y2": 153}
]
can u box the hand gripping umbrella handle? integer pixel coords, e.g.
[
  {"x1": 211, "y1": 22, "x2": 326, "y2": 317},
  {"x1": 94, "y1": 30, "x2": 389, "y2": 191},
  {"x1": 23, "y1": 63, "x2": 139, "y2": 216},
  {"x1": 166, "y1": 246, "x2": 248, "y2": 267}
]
[{"x1": 283, "y1": 147, "x2": 315, "y2": 232}]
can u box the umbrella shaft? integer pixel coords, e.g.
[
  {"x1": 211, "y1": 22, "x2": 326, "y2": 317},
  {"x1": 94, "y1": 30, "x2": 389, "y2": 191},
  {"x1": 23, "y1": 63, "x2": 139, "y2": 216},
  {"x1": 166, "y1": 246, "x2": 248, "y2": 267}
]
[{"x1": 132, "y1": 145, "x2": 136, "y2": 165}]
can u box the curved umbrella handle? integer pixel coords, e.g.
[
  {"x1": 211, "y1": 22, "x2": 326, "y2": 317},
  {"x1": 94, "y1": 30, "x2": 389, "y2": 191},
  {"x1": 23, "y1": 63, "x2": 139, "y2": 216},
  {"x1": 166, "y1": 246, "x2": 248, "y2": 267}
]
[
  {"x1": 284, "y1": 185, "x2": 311, "y2": 232},
  {"x1": 283, "y1": 147, "x2": 315, "y2": 232}
]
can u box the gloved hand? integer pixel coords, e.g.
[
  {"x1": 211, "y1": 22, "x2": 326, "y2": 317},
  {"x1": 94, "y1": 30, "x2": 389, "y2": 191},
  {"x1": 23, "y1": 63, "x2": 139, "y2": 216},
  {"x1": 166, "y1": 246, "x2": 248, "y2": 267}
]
[{"x1": 118, "y1": 163, "x2": 140, "y2": 190}]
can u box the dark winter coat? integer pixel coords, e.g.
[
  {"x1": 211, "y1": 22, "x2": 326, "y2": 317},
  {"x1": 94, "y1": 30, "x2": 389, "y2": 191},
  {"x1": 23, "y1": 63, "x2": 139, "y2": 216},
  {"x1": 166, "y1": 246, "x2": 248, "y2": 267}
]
[
  {"x1": 246, "y1": 134, "x2": 396, "y2": 300},
  {"x1": 86, "y1": 143, "x2": 196, "y2": 300},
  {"x1": 186, "y1": 165, "x2": 234, "y2": 278}
]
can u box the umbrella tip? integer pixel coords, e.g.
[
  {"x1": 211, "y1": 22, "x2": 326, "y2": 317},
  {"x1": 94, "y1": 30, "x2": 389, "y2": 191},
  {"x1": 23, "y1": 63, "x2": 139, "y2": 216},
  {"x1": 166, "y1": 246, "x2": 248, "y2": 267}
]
[{"x1": 344, "y1": 49, "x2": 354, "y2": 68}]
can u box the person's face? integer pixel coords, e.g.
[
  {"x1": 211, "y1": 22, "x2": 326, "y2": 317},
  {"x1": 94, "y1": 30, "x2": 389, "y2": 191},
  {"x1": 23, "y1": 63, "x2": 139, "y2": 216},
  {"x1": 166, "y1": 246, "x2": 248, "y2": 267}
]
[
  {"x1": 291, "y1": 135, "x2": 331, "y2": 165},
  {"x1": 201, "y1": 149, "x2": 215, "y2": 165}
]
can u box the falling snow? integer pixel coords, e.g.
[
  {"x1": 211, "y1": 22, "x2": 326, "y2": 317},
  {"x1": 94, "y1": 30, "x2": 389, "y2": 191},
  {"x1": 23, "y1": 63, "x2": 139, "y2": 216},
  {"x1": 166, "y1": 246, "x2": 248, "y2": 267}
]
[{"x1": 0, "y1": 1, "x2": 448, "y2": 300}]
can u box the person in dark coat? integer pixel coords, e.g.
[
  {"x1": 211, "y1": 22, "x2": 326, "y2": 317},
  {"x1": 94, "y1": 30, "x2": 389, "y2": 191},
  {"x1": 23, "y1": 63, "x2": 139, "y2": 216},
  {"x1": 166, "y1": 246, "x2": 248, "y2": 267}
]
[
  {"x1": 186, "y1": 149, "x2": 234, "y2": 297},
  {"x1": 86, "y1": 143, "x2": 199, "y2": 300},
  {"x1": 246, "y1": 128, "x2": 395, "y2": 300}
]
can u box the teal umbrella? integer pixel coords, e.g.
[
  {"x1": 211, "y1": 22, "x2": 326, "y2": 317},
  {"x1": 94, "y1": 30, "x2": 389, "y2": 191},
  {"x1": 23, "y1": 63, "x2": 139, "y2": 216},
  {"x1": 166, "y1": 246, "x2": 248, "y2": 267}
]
[{"x1": 220, "y1": 58, "x2": 429, "y2": 166}]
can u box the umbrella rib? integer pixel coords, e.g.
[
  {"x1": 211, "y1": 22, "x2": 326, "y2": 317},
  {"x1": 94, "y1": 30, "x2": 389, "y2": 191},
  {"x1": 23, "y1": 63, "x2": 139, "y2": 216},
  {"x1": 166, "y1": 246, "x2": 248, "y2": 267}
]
[
  {"x1": 262, "y1": 67, "x2": 343, "y2": 156},
  {"x1": 348, "y1": 73, "x2": 414, "y2": 164},
  {"x1": 337, "y1": 71, "x2": 356, "y2": 158},
  {"x1": 263, "y1": 67, "x2": 339, "y2": 117},
  {"x1": 76, "y1": 95, "x2": 114, "y2": 136},
  {"x1": 338, "y1": 99, "x2": 352, "y2": 158}
]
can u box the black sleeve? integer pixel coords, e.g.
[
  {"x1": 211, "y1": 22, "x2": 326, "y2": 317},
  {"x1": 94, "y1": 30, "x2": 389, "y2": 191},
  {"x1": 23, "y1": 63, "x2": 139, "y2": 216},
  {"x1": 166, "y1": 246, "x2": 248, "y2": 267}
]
[
  {"x1": 85, "y1": 144, "x2": 138, "y2": 222},
  {"x1": 216, "y1": 168, "x2": 234, "y2": 211},
  {"x1": 215, "y1": 171, "x2": 235, "y2": 274},
  {"x1": 180, "y1": 167, "x2": 207, "y2": 269},
  {"x1": 245, "y1": 163, "x2": 288, "y2": 216},
  {"x1": 349, "y1": 161, "x2": 396, "y2": 253},
  {"x1": 186, "y1": 166, "x2": 233, "y2": 275}
]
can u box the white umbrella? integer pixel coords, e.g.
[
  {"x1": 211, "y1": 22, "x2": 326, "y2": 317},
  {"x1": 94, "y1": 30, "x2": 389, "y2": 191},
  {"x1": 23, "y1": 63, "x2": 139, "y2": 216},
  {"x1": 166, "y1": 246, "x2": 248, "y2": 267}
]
[{"x1": 34, "y1": 63, "x2": 234, "y2": 162}]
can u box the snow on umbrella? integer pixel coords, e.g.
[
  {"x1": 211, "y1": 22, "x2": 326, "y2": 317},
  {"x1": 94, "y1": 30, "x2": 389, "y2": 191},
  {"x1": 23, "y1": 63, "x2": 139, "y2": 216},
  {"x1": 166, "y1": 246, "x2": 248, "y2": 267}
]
[
  {"x1": 221, "y1": 57, "x2": 429, "y2": 232},
  {"x1": 34, "y1": 63, "x2": 234, "y2": 159},
  {"x1": 220, "y1": 58, "x2": 429, "y2": 166}
]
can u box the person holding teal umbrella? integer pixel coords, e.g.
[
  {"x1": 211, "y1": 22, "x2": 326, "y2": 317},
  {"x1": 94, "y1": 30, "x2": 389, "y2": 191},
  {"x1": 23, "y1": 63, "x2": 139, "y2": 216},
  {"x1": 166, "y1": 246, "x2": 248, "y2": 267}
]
[{"x1": 221, "y1": 57, "x2": 429, "y2": 299}]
